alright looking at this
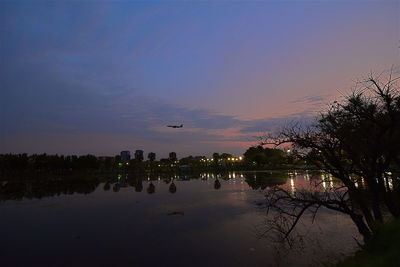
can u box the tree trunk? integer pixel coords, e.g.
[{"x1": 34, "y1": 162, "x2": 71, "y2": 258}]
[{"x1": 349, "y1": 213, "x2": 372, "y2": 241}]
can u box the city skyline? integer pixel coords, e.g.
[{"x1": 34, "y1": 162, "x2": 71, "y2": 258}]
[{"x1": 1, "y1": 0, "x2": 399, "y2": 158}]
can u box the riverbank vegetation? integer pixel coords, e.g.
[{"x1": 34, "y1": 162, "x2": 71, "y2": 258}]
[
  {"x1": 0, "y1": 147, "x2": 306, "y2": 176},
  {"x1": 339, "y1": 219, "x2": 400, "y2": 267}
]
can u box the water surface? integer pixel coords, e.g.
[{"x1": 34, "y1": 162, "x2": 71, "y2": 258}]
[{"x1": 0, "y1": 171, "x2": 360, "y2": 266}]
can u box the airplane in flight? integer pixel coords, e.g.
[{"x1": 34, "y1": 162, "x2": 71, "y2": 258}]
[{"x1": 167, "y1": 124, "x2": 183, "y2": 128}]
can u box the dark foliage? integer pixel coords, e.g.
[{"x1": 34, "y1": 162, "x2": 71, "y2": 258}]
[
  {"x1": 261, "y1": 73, "x2": 400, "y2": 241},
  {"x1": 244, "y1": 146, "x2": 287, "y2": 168}
]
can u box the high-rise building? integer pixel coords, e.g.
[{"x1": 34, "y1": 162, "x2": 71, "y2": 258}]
[
  {"x1": 135, "y1": 150, "x2": 144, "y2": 161},
  {"x1": 120, "y1": 151, "x2": 131, "y2": 162},
  {"x1": 169, "y1": 152, "x2": 177, "y2": 161},
  {"x1": 148, "y1": 152, "x2": 156, "y2": 162}
]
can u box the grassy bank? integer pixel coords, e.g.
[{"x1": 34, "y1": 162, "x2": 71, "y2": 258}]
[{"x1": 339, "y1": 219, "x2": 400, "y2": 267}]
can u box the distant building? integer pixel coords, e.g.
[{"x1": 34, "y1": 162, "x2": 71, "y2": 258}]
[
  {"x1": 169, "y1": 152, "x2": 177, "y2": 161},
  {"x1": 135, "y1": 150, "x2": 144, "y2": 161},
  {"x1": 147, "y1": 152, "x2": 156, "y2": 162},
  {"x1": 120, "y1": 151, "x2": 131, "y2": 162}
]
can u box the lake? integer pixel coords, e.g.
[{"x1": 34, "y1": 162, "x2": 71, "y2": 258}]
[{"x1": 0, "y1": 171, "x2": 360, "y2": 266}]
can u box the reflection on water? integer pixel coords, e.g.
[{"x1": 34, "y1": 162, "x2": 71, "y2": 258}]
[
  {"x1": 214, "y1": 178, "x2": 221, "y2": 190},
  {"x1": 0, "y1": 172, "x2": 290, "y2": 201},
  {"x1": 0, "y1": 171, "x2": 359, "y2": 266}
]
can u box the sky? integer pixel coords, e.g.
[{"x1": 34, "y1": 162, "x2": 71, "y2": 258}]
[{"x1": 1, "y1": 0, "x2": 399, "y2": 158}]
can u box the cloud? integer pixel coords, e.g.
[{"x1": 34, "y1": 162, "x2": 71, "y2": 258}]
[
  {"x1": 1, "y1": 79, "x2": 317, "y2": 156},
  {"x1": 0, "y1": 37, "x2": 320, "y2": 156},
  {"x1": 291, "y1": 94, "x2": 330, "y2": 104},
  {"x1": 2, "y1": 2, "x2": 336, "y2": 156},
  {"x1": 239, "y1": 112, "x2": 316, "y2": 134}
]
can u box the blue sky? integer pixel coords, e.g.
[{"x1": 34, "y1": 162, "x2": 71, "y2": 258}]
[{"x1": 1, "y1": 0, "x2": 399, "y2": 158}]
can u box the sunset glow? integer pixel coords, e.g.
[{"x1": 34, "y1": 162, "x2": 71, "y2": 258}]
[{"x1": 1, "y1": 0, "x2": 399, "y2": 157}]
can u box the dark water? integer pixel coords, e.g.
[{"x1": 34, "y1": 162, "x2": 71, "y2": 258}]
[{"x1": 0, "y1": 171, "x2": 360, "y2": 266}]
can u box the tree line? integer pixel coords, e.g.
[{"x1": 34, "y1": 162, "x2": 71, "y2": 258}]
[{"x1": 1, "y1": 148, "x2": 303, "y2": 174}]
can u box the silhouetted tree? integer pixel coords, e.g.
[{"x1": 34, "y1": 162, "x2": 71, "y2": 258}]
[
  {"x1": 262, "y1": 73, "x2": 400, "y2": 241},
  {"x1": 244, "y1": 146, "x2": 268, "y2": 166},
  {"x1": 220, "y1": 153, "x2": 232, "y2": 159},
  {"x1": 212, "y1": 153, "x2": 219, "y2": 161},
  {"x1": 244, "y1": 146, "x2": 286, "y2": 168},
  {"x1": 179, "y1": 156, "x2": 191, "y2": 164}
]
